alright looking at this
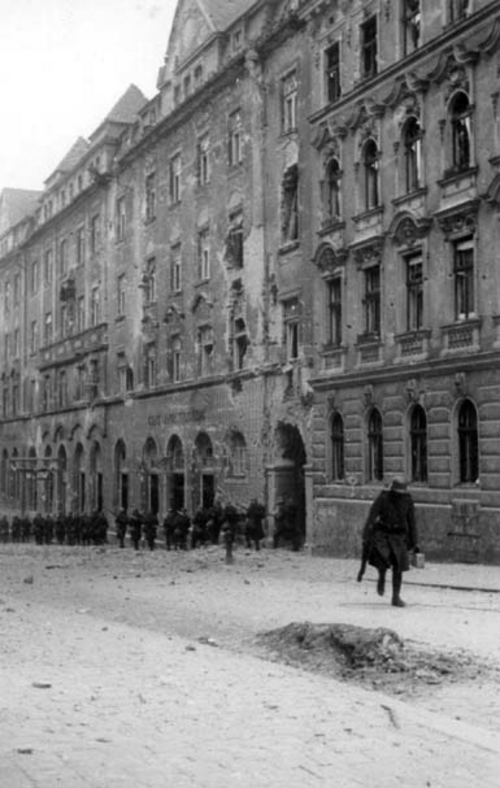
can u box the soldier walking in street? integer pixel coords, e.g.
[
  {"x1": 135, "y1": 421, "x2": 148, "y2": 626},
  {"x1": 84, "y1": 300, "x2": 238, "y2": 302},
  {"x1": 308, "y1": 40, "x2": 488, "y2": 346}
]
[{"x1": 361, "y1": 477, "x2": 419, "y2": 608}]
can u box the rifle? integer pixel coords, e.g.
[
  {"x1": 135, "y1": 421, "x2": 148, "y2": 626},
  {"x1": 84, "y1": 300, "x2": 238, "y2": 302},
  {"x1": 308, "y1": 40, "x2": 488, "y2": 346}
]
[{"x1": 356, "y1": 518, "x2": 376, "y2": 582}]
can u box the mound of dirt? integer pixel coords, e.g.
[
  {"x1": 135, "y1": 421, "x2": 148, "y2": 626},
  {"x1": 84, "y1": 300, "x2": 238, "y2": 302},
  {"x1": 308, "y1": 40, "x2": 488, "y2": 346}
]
[{"x1": 257, "y1": 622, "x2": 490, "y2": 696}]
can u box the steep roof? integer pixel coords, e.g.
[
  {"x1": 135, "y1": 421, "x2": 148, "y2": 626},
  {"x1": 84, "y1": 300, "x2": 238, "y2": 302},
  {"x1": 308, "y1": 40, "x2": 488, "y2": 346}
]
[
  {"x1": 50, "y1": 136, "x2": 90, "y2": 179},
  {"x1": 199, "y1": 0, "x2": 256, "y2": 30},
  {"x1": 104, "y1": 84, "x2": 148, "y2": 125},
  {"x1": 0, "y1": 188, "x2": 41, "y2": 232}
]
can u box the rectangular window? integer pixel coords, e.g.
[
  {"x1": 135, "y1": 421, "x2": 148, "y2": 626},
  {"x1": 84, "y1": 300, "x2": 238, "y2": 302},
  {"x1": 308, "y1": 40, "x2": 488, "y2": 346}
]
[
  {"x1": 403, "y1": 0, "x2": 421, "y2": 55},
  {"x1": 171, "y1": 245, "x2": 182, "y2": 292},
  {"x1": 31, "y1": 260, "x2": 40, "y2": 295},
  {"x1": 363, "y1": 266, "x2": 381, "y2": 336},
  {"x1": 226, "y1": 212, "x2": 244, "y2": 268},
  {"x1": 116, "y1": 196, "x2": 126, "y2": 241},
  {"x1": 454, "y1": 238, "x2": 474, "y2": 319},
  {"x1": 145, "y1": 345, "x2": 157, "y2": 388},
  {"x1": 117, "y1": 274, "x2": 126, "y2": 316},
  {"x1": 76, "y1": 296, "x2": 85, "y2": 333},
  {"x1": 327, "y1": 277, "x2": 342, "y2": 346},
  {"x1": 90, "y1": 214, "x2": 101, "y2": 254},
  {"x1": 4, "y1": 332, "x2": 9, "y2": 361},
  {"x1": 145, "y1": 172, "x2": 156, "y2": 222},
  {"x1": 59, "y1": 239, "x2": 68, "y2": 277},
  {"x1": 44, "y1": 249, "x2": 53, "y2": 284},
  {"x1": 30, "y1": 320, "x2": 38, "y2": 354},
  {"x1": 281, "y1": 165, "x2": 299, "y2": 244},
  {"x1": 233, "y1": 317, "x2": 248, "y2": 371},
  {"x1": 13, "y1": 273, "x2": 20, "y2": 305},
  {"x1": 198, "y1": 229, "x2": 210, "y2": 281},
  {"x1": 169, "y1": 154, "x2": 181, "y2": 204},
  {"x1": 60, "y1": 303, "x2": 67, "y2": 338},
  {"x1": 76, "y1": 226, "x2": 85, "y2": 265},
  {"x1": 91, "y1": 287, "x2": 100, "y2": 326},
  {"x1": 197, "y1": 134, "x2": 210, "y2": 186},
  {"x1": 228, "y1": 109, "x2": 243, "y2": 166},
  {"x1": 4, "y1": 282, "x2": 10, "y2": 314},
  {"x1": 284, "y1": 298, "x2": 300, "y2": 360},
  {"x1": 172, "y1": 336, "x2": 182, "y2": 383},
  {"x1": 44, "y1": 312, "x2": 53, "y2": 346},
  {"x1": 57, "y1": 370, "x2": 67, "y2": 408},
  {"x1": 406, "y1": 253, "x2": 423, "y2": 331},
  {"x1": 281, "y1": 70, "x2": 298, "y2": 133},
  {"x1": 13, "y1": 328, "x2": 19, "y2": 358},
  {"x1": 361, "y1": 15, "x2": 377, "y2": 78},
  {"x1": 42, "y1": 374, "x2": 51, "y2": 412},
  {"x1": 144, "y1": 258, "x2": 157, "y2": 304},
  {"x1": 198, "y1": 325, "x2": 214, "y2": 376},
  {"x1": 325, "y1": 42, "x2": 341, "y2": 103}
]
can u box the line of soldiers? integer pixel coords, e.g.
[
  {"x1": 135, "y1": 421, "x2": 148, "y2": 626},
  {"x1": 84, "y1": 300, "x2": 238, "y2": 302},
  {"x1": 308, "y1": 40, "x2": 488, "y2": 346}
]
[
  {"x1": 0, "y1": 511, "x2": 109, "y2": 546},
  {"x1": 114, "y1": 498, "x2": 269, "y2": 552}
]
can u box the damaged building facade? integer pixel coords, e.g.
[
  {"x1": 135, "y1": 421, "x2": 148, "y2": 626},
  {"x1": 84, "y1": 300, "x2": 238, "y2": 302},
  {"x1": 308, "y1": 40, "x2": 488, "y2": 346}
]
[{"x1": 1, "y1": 0, "x2": 500, "y2": 562}]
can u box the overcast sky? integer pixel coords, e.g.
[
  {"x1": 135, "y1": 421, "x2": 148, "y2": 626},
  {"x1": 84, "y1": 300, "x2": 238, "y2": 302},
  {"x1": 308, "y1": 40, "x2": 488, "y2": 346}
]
[{"x1": 0, "y1": 0, "x2": 177, "y2": 192}]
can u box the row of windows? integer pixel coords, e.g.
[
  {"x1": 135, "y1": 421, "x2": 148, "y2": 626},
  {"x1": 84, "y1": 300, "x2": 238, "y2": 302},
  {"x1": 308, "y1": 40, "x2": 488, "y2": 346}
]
[
  {"x1": 322, "y1": 235, "x2": 474, "y2": 348},
  {"x1": 322, "y1": 2, "x2": 470, "y2": 108},
  {"x1": 322, "y1": 92, "x2": 472, "y2": 226},
  {"x1": 328, "y1": 400, "x2": 478, "y2": 486}
]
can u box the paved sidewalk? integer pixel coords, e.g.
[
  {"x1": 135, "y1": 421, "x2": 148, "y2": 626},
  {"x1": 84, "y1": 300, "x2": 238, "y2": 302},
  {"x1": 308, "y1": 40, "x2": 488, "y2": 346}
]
[{"x1": 312, "y1": 554, "x2": 500, "y2": 593}]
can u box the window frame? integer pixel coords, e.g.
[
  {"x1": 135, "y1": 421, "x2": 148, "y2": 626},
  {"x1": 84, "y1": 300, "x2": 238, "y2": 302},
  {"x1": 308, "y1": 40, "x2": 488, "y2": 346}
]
[
  {"x1": 361, "y1": 15, "x2": 378, "y2": 79},
  {"x1": 325, "y1": 41, "x2": 341, "y2": 104},
  {"x1": 453, "y1": 237, "x2": 474, "y2": 320},
  {"x1": 405, "y1": 251, "x2": 424, "y2": 332}
]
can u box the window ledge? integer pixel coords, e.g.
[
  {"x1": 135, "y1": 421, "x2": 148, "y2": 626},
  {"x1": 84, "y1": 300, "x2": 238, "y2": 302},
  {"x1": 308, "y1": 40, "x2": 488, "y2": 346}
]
[
  {"x1": 352, "y1": 206, "x2": 384, "y2": 224},
  {"x1": 318, "y1": 219, "x2": 345, "y2": 237},
  {"x1": 392, "y1": 187, "x2": 428, "y2": 207},
  {"x1": 438, "y1": 166, "x2": 478, "y2": 187},
  {"x1": 278, "y1": 240, "x2": 300, "y2": 255}
]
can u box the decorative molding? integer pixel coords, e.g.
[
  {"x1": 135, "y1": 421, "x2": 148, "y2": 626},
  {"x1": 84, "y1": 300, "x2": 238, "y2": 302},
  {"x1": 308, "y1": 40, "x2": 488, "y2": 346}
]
[
  {"x1": 435, "y1": 199, "x2": 480, "y2": 239},
  {"x1": 312, "y1": 243, "x2": 348, "y2": 274},
  {"x1": 351, "y1": 235, "x2": 385, "y2": 267},
  {"x1": 388, "y1": 212, "x2": 432, "y2": 246}
]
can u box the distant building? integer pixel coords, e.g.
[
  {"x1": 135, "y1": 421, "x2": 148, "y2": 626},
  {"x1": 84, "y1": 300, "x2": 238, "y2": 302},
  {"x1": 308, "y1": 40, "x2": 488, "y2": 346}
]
[{"x1": 1, "y1": 0, "x2": 500, "y2": 562}]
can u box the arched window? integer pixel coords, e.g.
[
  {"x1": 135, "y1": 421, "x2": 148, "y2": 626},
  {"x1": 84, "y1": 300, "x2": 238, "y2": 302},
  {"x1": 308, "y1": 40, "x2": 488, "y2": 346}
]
[
  {"x1": 410, "y1": 405, "x2": 427, "y2": 483},
  {"x1": 74, "y1": 443, "x2": 85, "y2": 513},
  {"x1": 330, "y1": 413, "x2": 345, "y2": 481},
  {"x1": 227, "y1": 431, "x2": 248, "y2": 477},
  {"x1": 458, "y1": 399, "x2": 478, "y2": 483},
  {"x1": 324, "y1": 158, "x2": 341, "y2": 221},
  {"x1": 450, "y1": 92, "x2": 471, "y2": 172},
  {"x1": 114, "y1": 440, "x2": 128, "y2": 512},
  {"x1": 363, "y1": 139, "x2": 379, "y2": 210},
  {"x1": 143, "y1": 438, "x2": 159, "y2": 514},
  {"x1": 90, "y1": 442, "x2": 103, "y2": 512},
  {"x1": 367, "y1": 408, "x2": 384, "y2": 481},
  {"x1": 403, "y1": 117, "x2": 422, "y2": 193}
]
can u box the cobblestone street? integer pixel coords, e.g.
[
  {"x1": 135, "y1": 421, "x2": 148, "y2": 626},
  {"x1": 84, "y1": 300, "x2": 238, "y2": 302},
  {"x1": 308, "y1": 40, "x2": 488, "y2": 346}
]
[{"x1": 1, "y1": 544, "x2": 499, "y2": 787}]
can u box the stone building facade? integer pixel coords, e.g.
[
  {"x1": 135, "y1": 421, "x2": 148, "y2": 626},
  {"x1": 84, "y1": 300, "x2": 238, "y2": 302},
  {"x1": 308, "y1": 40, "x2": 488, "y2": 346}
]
[{"x1": 1, "y1": 0, "x2": 500, "y2": 562}]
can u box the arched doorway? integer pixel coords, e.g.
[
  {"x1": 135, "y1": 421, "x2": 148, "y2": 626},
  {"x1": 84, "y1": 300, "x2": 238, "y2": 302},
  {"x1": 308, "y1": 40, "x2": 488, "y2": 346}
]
[
  {"x1": 272, "y1": 423, "x2": 307, "y2": 544},
  {"x1": 57, "y1": 445, "x2": 68, "y2": 514},
  {"x1": 166, "y1": 435, "x2": 185, "y2": 511},
  {"x1": 193, "y1": 432, "x2": 215, "y2": 510},
  {"x1": 142, "y1": 438, "x2": 159, "y2": 514},
  {"x1": 90, "y1": 442, "x2": 104, "y2": 512}
]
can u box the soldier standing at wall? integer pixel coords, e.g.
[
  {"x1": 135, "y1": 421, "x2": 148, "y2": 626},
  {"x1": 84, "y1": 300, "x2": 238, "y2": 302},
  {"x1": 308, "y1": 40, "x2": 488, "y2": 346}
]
[
  {"x1": 11, "y1": 515, "x2": 22, "y2": 543},
  {"x1": 129, "y1": 509, "x2": 142, "y2": 550},
  {"x1": 245, "y1": 499, "x2": 266, "y2": 551},
  {"x1": 144, "y1": 510, "x2": 158, "y2": 551},
  {"x1": 0, "y1": 515, "x2": 9, "y2": 543},
  {"x1": 115, "y1": 508, "x2": 128, "y2": 548},
  {"x1": 162, "y1": 508, "x2": 176, "y2": 550},
  {"x1": 21, "y1": 515, "x2": 32, "y2": 543}
]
